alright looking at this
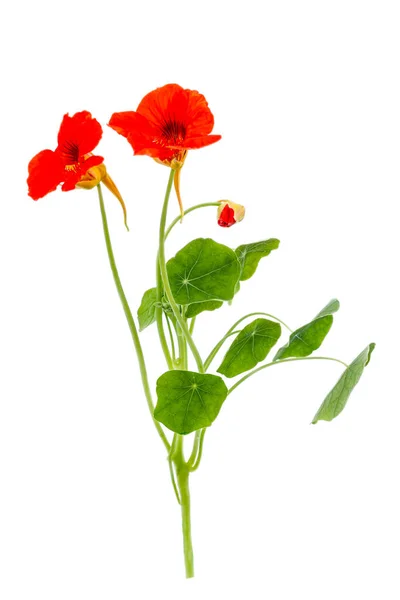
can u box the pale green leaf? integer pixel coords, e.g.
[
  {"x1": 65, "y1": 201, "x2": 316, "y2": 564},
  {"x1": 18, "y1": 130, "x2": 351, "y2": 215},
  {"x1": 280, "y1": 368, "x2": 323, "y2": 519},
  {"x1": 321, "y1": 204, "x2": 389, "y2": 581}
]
[
  {"x1": 274, "y1": 299, "x2": 339, "y2": 360},
  {"x1": 235, "y1": 239, "x2": 280, "y2": 281},
  {"x1": 137, "y1": 288, "x2": 157, "y2": 331},
  {"x1": 312, "y1": 344, "x2": 375, "y2": 423}
]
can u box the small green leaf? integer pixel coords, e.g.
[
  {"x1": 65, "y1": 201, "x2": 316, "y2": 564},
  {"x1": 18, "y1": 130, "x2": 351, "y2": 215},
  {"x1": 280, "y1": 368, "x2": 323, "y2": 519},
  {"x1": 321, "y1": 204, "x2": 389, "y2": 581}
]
[
  {"x1": 137, "y1": 288, "x2": 158, "y2": 331},
  {"x1": 217, "y1": 318, "x2": 281, "y2": 378},
  {"x1": 186, "y1": 300, "x2": 223, "y2": 318},
  {"x1": 167, "y1": 238, "x2": 241, "y2": 306},
  {"x1": 235, "y1": 239, "x2": 280, "y2": 281},
  {"x1": 154, "y1": 370, "x2": 228, "y2": 434},
  {"x1": 312, "y1": 343, "x2": 375, "y2": 424},
  {"x1": 274, "y1": 299, "x2": 339, "y2": 360}
]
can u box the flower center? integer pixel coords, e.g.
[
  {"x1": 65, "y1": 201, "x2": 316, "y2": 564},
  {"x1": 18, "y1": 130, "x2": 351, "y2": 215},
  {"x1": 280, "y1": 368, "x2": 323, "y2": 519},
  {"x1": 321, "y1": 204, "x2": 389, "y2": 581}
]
[
  {"x1": 159, "y1": 118, "x2": 187, "y2": 145},
  {"x1": 60, "y1": 140, "x2": 80, "y2": 166}
]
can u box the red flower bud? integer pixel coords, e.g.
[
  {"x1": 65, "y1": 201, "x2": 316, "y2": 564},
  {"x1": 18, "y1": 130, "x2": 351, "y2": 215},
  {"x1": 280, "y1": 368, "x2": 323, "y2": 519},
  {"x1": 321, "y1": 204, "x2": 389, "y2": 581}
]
[{"x1": 217, "y1": 201, "x2": 245, "y2": 227}]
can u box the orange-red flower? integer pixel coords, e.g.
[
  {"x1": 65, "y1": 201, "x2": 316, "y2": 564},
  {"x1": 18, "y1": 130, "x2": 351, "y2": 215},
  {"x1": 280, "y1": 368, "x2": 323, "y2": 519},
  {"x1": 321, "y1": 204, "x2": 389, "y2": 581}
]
[
  {"x1": 217, "y1": 201, "x2": 245, "y2": 227},
  {"x1": 27, "y1": 111, "x2": 128, "y2": 227},
  {"x1": 108, "y1": 84, "x2": 221, "y2": 215}
]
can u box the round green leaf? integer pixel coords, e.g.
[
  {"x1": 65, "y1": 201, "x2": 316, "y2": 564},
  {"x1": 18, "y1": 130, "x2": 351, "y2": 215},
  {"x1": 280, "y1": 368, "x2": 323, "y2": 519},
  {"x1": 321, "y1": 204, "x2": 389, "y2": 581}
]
[
  {"x1": 166, "y1": 238, "x2": 241, "y2": 306},
  {"x1": 217, "y1": 318, "x2": 282, "y2": 378},
  {"x1": 154, "y1": 370, "x2": 228, "y2": 435}
]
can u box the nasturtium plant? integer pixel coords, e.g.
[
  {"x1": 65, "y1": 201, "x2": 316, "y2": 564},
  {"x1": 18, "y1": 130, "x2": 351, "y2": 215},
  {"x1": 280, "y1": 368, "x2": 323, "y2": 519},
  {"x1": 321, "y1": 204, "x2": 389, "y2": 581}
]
[{"x1": 28, "y1": 83, "x2": 375, "y2": 580}]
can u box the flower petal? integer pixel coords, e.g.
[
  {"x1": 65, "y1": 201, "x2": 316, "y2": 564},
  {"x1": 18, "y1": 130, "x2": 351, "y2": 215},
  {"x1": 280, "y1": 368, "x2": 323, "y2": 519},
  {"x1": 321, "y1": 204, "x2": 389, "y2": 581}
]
[
  {"x1": 137, "y1": 84, "x2": 217, "y2": 139},
  {"x1": 27, "y1": 149, "x2": 64, "y2": 200},
  {"x1": 136, "y1": 84, "x2": 186, "y2": 128},
  {"x1": 172, "y1": 134, "x2": 222, "y2": 150},
  {"x1": 57, "y1": 111, "x2": 103, "y2": 159}
]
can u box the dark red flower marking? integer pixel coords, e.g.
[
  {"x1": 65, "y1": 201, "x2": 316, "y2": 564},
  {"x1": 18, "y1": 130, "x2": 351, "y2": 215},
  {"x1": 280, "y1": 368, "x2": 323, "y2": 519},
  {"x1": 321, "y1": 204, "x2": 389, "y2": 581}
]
[{"x1": 27, "y1": 111, "x2": 104, "y2": 200}]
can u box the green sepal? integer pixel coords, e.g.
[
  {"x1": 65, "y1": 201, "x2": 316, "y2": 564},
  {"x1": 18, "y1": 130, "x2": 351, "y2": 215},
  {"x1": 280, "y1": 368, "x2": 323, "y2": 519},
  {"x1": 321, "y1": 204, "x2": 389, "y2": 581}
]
[
  {"x1": 312, "y1": 343, "x2": 375, "y2": 424},
  {"x1": 154, "y1": 370, "x2": 228, "y2": 435},
  {"x1": 217, "y1": 318, "x2": 282, "y2": 378}
]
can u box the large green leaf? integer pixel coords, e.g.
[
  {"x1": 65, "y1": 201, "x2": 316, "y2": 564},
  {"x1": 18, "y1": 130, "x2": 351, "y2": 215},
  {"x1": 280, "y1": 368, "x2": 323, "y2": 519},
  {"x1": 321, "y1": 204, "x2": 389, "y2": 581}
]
[
  {"x1": 137, "y1": 288, "x2": 158, "y2": 331},
  {"x1": 217, "y1": 318, "x2": 282, "y2": 378},
  {"x1": 154, "y1": 370, "x2": 228, "y2": 435},
  {"x1": 186, "y1": 300, "x2": 223, "y2": 318},
  {"x1": 167, "y1": 238, "x2": 241, "y2": 306},
  {"x1": 274, "y1": 299, "x2": 339, "y2": 360},
  {"x1": 312, "y1": 343, "x2": 375, "y2": 424},
  {"x1": 235, "y1": 239, "x2": 280, "y2": 281}
]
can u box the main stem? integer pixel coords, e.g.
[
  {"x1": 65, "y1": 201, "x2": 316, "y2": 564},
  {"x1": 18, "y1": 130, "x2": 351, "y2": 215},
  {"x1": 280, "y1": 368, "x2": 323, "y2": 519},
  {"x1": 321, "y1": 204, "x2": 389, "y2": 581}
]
[
  {"x1": 97, "y1": 184, "x2": 170, "y2": 452},
  {"x1": 172, "y1": 435, "x2": 194, "y2": 578},
  {"x1": 158, "y1": 169, "x2": 205, "y2": 373}
]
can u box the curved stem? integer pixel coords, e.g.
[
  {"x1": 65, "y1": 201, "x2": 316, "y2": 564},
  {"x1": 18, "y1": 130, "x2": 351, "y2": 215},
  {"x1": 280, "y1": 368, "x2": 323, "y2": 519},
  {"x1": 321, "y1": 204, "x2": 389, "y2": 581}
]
[
  {"x1": 227, "y1": 355, "x2": 349, "y2": 396},
  {"x1": 164, "y1": 202, "x2": 221, "y2": 240},
  {"x1": 204, "y1": 330, "x2": 242, "y2": 371},
  {"x1": 187, "y1": 428, "x2": 206, "y2": 472},
  {"x1": 189, "y1": 316, "x2": 196, "y2": 335},
  {"x1": 165, "y1": 314, "x2": 177, "y2": 364},
  {"x1": 227, "y1": 311, "x2": 293, "y2": 334},
  {"x1": 158, "y1": 169, "x2": 205, "y2": 373},
  {"x1": 97, "y1": 184, "x2": 170, "y2": 453}
]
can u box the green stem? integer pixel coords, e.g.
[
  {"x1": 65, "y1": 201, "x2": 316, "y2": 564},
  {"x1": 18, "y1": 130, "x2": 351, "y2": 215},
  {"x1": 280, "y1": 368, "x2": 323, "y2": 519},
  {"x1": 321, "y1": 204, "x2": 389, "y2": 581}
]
[
  {"x1": 158, "y1": 169, "x2": 205, "y2": 373},
  {"x1": 97, "y1": 184, "x2": 170, "y2": 453},
  {"x1": 227, "y1": 355, "x2": 349, "y2": 395},
  {"x1": 187, "y1": 428, "x2": 206, "y2": 472},
  {"x1": 173, "y1": 435, "x2": 194, "y2": 578},
  {"x1": 155, "y1": 263, "x2": 173, "y2": 369},
  {"x1": 164, "y1": 202, "x2": 221, "y2": 240},
  {"x1": 204, "y1": 330, "x2": 241, "y2": 370},
  {"x1": 189, "y1": 316, "x2": 196, "y2": 335},
  {"x1": 165, "y1": 314, "x2": 177, "y2": 364}
]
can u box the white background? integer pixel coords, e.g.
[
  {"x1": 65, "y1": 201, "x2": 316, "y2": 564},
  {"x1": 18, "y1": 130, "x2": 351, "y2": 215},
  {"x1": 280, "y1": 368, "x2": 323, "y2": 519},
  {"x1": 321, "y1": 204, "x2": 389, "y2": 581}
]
[{"x1": 1, "y1": 1, "x2": 399, "y2": 598}]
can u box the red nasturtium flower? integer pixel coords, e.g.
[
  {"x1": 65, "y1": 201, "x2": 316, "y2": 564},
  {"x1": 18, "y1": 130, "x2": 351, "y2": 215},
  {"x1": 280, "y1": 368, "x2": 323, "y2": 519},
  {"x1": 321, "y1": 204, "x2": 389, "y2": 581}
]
[
  {"x1": 108, "y1": 84, "x2": 221, "y2": 216},
  {"x1": 217, "y1": 200, "x2": 245, "y2": 227},
  {"x1": 27, "y1": 111, "x2": 128, "y2": 228}
]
